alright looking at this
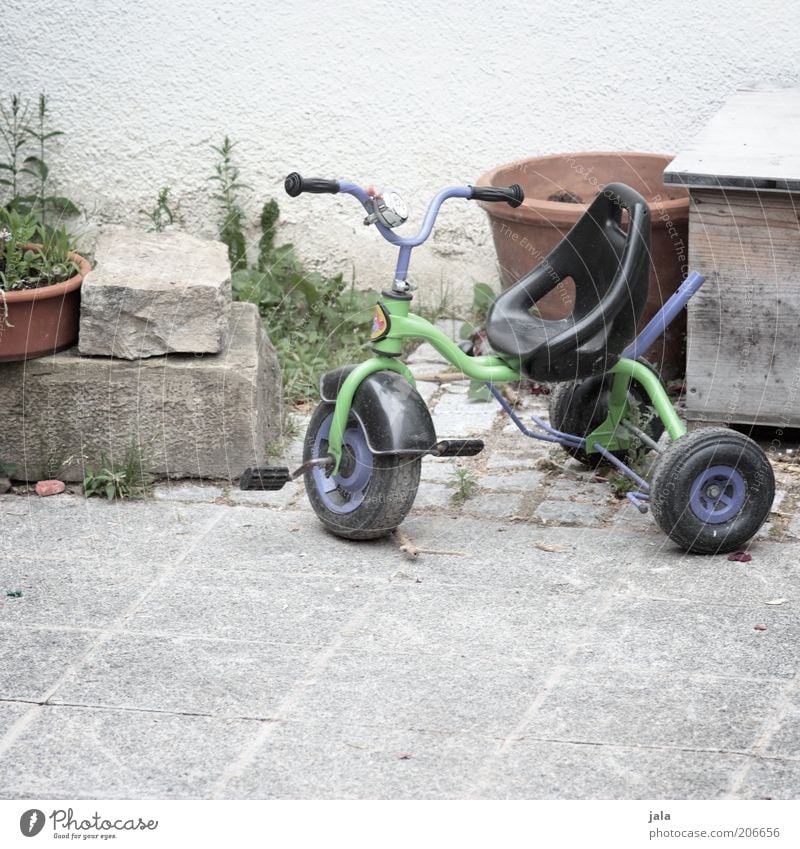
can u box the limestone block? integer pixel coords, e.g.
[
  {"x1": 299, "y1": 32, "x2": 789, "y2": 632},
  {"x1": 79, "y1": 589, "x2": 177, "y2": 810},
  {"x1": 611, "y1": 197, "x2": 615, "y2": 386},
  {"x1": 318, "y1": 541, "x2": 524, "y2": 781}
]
[
  {"x1": 0, "y1": 303, "x2": 281, "y2": 482},
  {"x1": 79, "y1": 229, "x2": 231, "y2": 358}
]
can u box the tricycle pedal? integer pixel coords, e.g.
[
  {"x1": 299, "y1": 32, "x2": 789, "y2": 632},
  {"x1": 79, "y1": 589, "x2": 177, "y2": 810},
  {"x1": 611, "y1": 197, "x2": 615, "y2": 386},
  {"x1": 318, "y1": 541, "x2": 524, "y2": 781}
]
[
  {"x1": 432, "y1": 439, "x2": 485, "y2": 458},
  {"x1": 239, "y1": 466, "x2": 292, "y2": 491}
]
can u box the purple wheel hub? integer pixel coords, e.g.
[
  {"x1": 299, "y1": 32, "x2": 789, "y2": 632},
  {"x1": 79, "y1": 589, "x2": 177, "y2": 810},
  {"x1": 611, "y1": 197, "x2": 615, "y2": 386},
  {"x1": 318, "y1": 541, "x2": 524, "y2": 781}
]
[
  {"x1": 312, "y1": 413, "x2": 374, "y2": 514},
  {"x1": 689, "y1": 465, "x2": 746, "y2": 524}
]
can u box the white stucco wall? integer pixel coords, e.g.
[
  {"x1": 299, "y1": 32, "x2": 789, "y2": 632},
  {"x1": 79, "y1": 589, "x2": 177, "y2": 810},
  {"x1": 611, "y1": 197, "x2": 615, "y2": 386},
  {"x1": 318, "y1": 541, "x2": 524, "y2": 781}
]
[{"x1": 6, "y1": 0, "x2": 800, "y2": 305}]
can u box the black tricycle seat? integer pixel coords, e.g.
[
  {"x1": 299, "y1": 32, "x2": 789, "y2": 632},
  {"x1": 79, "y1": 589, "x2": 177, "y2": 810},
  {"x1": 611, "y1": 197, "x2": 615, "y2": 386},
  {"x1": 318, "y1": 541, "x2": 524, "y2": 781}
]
[{"x1": 485, "y1": 182, "x2": 651, "y2": 383}]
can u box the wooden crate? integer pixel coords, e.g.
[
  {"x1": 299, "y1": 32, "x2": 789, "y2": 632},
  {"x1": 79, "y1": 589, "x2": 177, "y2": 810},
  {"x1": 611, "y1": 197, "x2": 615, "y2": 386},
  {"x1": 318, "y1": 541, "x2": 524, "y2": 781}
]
[{"x1": 664, "y1": 87, "x2": 800, "y2": 428}]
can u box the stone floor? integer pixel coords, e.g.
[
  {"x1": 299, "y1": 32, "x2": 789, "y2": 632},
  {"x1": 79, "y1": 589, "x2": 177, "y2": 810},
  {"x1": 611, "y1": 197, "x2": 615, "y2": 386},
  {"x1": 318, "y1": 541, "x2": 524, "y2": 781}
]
[{"x1": 1, "y1": 338, "x2": 799, "y2": 799}]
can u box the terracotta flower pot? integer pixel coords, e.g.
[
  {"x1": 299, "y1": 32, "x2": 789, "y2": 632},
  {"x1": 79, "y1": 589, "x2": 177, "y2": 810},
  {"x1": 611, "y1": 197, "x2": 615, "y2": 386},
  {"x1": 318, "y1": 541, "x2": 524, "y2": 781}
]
[
  {"x1": 476, "y1": 152, "x2": 690, "y2": 380},
  {"x1": 0, "y1": 252, "x2": 91, "y2": 362}
]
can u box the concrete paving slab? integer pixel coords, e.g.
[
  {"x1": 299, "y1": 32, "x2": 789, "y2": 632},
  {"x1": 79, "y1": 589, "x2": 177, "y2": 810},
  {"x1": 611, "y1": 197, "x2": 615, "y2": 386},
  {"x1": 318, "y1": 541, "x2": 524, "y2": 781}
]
[
  {"x1": 420, "y1": 457, "x2": 469, "y2": 483},
  {"x1": 405, "y1": 342, "x2": 446, "y2": 365},
  {"x1": 522, "y1": 668, "x2": 785, "y2": 752},
  {"x1": 574, "y1": 597, "x2": 800, "y2": 680},
  {"x1": 478, "y1": 470, "x2": 544, "y2": 492},
  {"x1": 761, "y1": 684, "x2": 800, "y2": 759},
  {"x1": 0, "y1": 497, "x2": 223, "y2": 567},
  {"x1": 414, "y1": 379, "x2": 441, "y2": 403},
  {"x1": 411, "y1": 482, "x2": 454, "y2": 510},
  {"x1": 289, "y1": 650, "x2": 547, "y2": 736},
  {"x1": 49, "y1": 633, "x2": 313, "y2": 719},
  {"x1": 460, "y1": 493, "x2": 528, "y2": 520},
  {"x1": 0, "y1": 701, "x2": 30, "y2": 737},
  {"x1": 486, "y1": 453, "x2": 542, "y2": 471},
  {"x1": 396, "y1": 516, "x2": 623, "y2": 591},
  {"x1": 123, "y1": 565, "x2": 378, "y2": 647},
  {"x1": 220, "y1": 720, "x2": 492, "y2": 800},
  {"x1": 188, "y1": 507, "x2": 396, "y2": 579},
  {"x1": 733, "y1": 757, "x2": 800, "y2": 800},
  {"x1": 0, "y1": 627, "x2": 96, "y2": 701},
  {"x1": 0, "y1": 405, "x2": 799, "y2": 801},
  {"x1": 544, "y1": 477, "x2": 609, "y2": 501},
  {"x1": 474, "y1": 739, "x2": 748, "y2": 800},
  {"x1": 0, "y1": 555, "x2": 160, "y2": 629},
  {"x1": 444, "y1": 383, "x2": 469, "y2": 395},
  {"x1": 0, "y1": 704, "x2": 259, "y2": 799},
  {"x1": 343, "y1": 583, "x2": 598, "y2": 664},
  {"x1": 610, "y1": 553, "x2": 800, "y2": 611},
  {"x1": 534, "y1": 499, "x2": 608, "y2": 526},
  {"x1": 431, "y1": 392, "x2": 499, "y2": 436},
  {"x1": 153, "y1": 483, "x2": 225, "y2": 502}
]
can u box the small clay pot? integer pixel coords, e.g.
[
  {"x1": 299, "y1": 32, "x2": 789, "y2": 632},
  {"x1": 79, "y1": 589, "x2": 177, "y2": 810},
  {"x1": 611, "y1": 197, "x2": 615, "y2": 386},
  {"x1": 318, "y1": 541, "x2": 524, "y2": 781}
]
[
  {"x1": 476, "y1": 152, "x2": 690, "y2": 381},
  {"x1": 0, "y1": 251, "x2": 91, "y2": 362}
]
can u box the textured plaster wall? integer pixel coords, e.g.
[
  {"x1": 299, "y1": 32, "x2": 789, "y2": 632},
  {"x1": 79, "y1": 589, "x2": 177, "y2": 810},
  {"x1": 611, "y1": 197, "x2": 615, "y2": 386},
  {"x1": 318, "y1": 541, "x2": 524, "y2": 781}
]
[{"x1": 6, "y1": 0, "x2": 800, "y2": 305}]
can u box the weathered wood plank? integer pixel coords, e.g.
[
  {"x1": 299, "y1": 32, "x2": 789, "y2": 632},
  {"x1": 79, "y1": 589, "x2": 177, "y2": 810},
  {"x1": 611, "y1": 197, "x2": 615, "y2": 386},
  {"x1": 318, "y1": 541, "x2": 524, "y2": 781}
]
[
  {"x1": 686, "y1": 189, "x2": 800, "y2": 427},
  {"x1": 664, "y1": 88, "x2": 800, "y2": 191}
]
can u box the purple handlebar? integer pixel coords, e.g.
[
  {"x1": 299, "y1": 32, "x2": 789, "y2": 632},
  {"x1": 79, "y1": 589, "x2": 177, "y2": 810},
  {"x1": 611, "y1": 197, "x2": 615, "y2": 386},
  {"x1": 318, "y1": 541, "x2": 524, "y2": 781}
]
[{"x1": 338, "y1": 181, "x2": 471, "y2": 247}]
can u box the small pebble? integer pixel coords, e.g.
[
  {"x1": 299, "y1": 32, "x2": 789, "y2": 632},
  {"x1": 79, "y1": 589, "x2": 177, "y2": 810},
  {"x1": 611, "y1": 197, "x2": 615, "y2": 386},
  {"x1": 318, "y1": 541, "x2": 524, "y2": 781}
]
[
  {"x1": 754, "y1": 624, "x2": 768, "y2": 632},
  {"x1": 35, "y1": 479, "x2": 66, "y2": 497}
]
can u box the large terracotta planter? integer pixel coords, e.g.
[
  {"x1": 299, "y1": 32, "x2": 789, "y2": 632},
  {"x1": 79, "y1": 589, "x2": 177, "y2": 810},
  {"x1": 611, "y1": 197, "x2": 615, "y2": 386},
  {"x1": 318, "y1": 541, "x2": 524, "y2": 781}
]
[
  {"x1": 476, "y1": 152, "x2": 690, "y2": 380},
  {"x1": 0, "y1": 252, "x2": 90, "y2": 362}
]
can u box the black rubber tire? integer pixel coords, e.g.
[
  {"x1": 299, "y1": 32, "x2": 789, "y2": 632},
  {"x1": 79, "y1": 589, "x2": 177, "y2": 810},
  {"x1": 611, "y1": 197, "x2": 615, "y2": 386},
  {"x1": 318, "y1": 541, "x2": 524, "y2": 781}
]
[
  {"x1": 548, "y1": 362, "x2": 666, "y2": 467},
  {"x1": 303, "y1": 402, "x2": 422, "y2": 540},
  {"x1": 649, "y1": 427, "x2": 774, "y2": 554}
]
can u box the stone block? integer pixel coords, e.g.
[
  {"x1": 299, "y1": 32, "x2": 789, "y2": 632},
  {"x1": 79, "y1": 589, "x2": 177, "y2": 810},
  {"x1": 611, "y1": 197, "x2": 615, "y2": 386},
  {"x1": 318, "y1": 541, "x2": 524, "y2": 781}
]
[
  {"x1": 79, "y1": 229, "x2": 231, "y2": 358},
  {"x1": 0, "y1": 303, "x2": 281, "y2": 481}
]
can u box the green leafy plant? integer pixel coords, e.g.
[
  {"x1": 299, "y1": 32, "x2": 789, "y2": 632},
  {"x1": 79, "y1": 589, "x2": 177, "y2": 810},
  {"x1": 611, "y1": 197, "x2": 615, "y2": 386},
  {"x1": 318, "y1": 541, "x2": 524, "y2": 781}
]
[
  {"x1": 207, "y1": 148, "x2": 375, "y2": 404},
  {"x1": 0, "y1": 95, "x2": 29, "y2": 205},
  {"x1": 459, "y1": 281, "x2": 497, "y2": 342},
  {"x1": 232, "y1": 231, "x2": 374, "y2": 402},
  {"x1": 0, "y1": 207, "x2": 78, "y2": 293},
  {"x1": 140, "y1": 186, "x2": 174, "y2": 232},
  {"x1": 0, "y1": 92, "x2": 78, "y2": 225},
  {"x1": 209, "y1": 137, "x2": 248, "y2": 272},
  {"x1": 446, "y1": 466, "x2": 479, "y2": 504},
  {"x1": 608, "y1": 471, "x2": 638, "y2": 496},
  {"x1": 82, "y1": 446, "x2": 153, "y2": 501}
]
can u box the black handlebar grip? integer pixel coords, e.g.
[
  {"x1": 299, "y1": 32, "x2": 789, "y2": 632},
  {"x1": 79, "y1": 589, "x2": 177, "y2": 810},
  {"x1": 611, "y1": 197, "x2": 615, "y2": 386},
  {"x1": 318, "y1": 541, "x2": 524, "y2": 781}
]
[
  {"x1": 470, "y1": 184, "x2": 524, "y2": 208},
  {"x1": 284, "y1": 172, "x2": 341, "y2": 197}
]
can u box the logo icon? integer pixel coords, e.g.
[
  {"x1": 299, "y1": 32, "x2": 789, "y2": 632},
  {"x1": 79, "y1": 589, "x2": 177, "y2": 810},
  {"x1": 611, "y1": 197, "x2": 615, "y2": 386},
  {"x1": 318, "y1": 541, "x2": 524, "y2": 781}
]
[
  {"x1": 20, "y1": 809, "x2": 45, "y2": 837},
  {"x1": 370, "y1": 303, "x2": 390, "y2": 341}
]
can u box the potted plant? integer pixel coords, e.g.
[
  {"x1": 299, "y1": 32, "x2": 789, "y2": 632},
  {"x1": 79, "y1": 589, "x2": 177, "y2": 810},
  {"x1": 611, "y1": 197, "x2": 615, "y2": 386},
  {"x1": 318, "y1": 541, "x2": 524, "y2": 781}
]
[
  {"x1": 0, "y1": 207, "x2": 90, "y2": 361},
  {"x1": 476, "y1": 152, "x2": 690, "y2": 380}
]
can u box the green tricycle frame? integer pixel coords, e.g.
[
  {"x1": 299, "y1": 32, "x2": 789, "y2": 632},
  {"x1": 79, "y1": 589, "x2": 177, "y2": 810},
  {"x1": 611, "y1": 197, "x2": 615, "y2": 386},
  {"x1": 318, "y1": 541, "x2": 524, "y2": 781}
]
[{"x1": 242, "y1": 172, "x2": 775, "y2": 555}]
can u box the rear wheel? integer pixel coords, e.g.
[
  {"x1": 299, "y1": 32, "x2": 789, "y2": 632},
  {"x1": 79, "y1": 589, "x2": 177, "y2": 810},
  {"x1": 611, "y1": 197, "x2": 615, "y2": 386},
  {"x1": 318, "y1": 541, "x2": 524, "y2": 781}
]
[
  {"x1": 303, "y1": 402, "x2": 421, "y2": 540},
  {"x1": 650, "y1": 427, "x2": 774, "y2": 554},
  {"x1": 548, "y1": 362, "x2": 665, "y2": 467}
]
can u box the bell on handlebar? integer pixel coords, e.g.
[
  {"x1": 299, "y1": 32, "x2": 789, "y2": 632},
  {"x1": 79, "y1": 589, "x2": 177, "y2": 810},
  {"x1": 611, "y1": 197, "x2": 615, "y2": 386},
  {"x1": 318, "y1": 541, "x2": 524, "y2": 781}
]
[{"x1": 363, "y1": 191, "x2": 408, "y2": 229}]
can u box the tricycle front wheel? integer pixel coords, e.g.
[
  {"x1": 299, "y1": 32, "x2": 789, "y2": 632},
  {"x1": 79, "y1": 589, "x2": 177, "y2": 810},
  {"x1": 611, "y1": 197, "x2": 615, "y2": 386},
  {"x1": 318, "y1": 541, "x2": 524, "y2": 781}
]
[
  {"x1": 303, "y1": 402, "x2": 421, "y2": 540},
  {"x1": 649, "y1": 427, "x2": 774, "y2": 554}
]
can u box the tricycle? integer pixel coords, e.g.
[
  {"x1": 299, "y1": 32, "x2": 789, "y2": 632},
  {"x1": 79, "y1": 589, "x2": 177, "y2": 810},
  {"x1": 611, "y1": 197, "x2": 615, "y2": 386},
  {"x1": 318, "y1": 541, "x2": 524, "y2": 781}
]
[{"x1": 242, "y1": 172, "x2": 775, "y2": 554}]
